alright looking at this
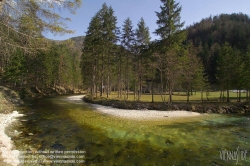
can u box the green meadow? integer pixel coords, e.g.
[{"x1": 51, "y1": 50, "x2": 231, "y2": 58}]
[{"x1": 99, "y1": 91, "x2": 247, "y2": 103}]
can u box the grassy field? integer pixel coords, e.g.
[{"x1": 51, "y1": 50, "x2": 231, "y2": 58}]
[{"x1": 100, "y1": 91, "x2": 248, "y2": 103}]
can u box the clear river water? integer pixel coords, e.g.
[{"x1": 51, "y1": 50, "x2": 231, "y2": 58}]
[{"x1": 8, "y1": 95, "x2": 250, "y2": 165}]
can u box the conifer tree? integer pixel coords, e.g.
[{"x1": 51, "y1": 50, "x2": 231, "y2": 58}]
[
  {"x1": 82, "y1": 13, "x2": 102, "y2": 98},
  {"x1": 82, "y1": 3, "x2": 118, "y2": 98},
  {"x1": 155, "y1": 0, "x2": 185, "y2": 47},
  {"x1": 217, "y1": 42, "x2": 234, "y2": 102},
  {"x1": 100, "y1": 4, "x2": 118, "y2": 98},
  {"x1": 135, "y1": 17, "x2": 151, "y2": 100},
  {"x1": 154, "y1": 0, "x2": 186, "y2": 104},
  {"x1": 121, "y1": 17, "x2": 135, "y2": 100}
]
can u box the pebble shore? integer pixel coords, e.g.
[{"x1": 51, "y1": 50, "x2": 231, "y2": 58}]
[
  {"x1": 71, "y1": 95, "x2": 202, "y2": 120},
  {"x1": 91, "y1": 103, "x2": 201, "y2": 120},
  {"x1": 0, "y1": 111, "x2": 23, "y2": 166}
]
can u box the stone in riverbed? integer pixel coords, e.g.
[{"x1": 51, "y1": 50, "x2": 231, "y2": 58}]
[
  {"x1": 50, "y1": 143, "x2": 65, "y2": 150},
  {"x1": 165, "y1": 139, "x2": 174, "y2": 145}
]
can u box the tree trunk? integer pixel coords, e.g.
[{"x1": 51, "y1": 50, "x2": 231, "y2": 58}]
[
  {"x1": 247, "y1": 90, "x2": 249, "y2": 101},
  {"x1": 201, "y1": 89, "x2": 203, "y2": 102},
  {"x1": 151, "y1": 80, "x2": 154, "y2": 103},
  {"x1": 126, "y1": 54, "x2": 129, "y2": 100},
  {"x1": 168, "y1": 83, "x2": 173, "y2": 104},
  {"x1": 164, "y1": 84, "x2": 167, "y2": 102},
  {"x1": 118, "y1": 55, "x2": 122, "y2": 98},
  {"x1": 246, "y1": 89, "x2": 249, "y2": 101},
  {"x1": 101, "y1": 53, "x2": 104, "y2": 97},
  {"x1": 106, "y1": 51, "x2": 110, "y2": 98},
  {"x1": 227, "y1": 89, "x2": 229, "y2": 102},
  {"x1": 134, "y1": 81, "x2": 136, "y2": 100},
  {"x1": 187, "y1": 88, "x2": 190, "y2": 103},
  {"x1": 222, "y1": 90, "x2": 225, "y2": 102},
  {"x1": 160, "y1": 69, "x2": 164, "y2": 102},
  {"x1": 239, "y1": 90, "x2": 241, "y2": 102},
  {"x1": 107, "y1": 74, "x2": 109, "y2": 98},
  {"x1": 220, "y1": 90, "x2": 223, "y2": 101},
  {"x1": 237, "y1": 90, "x2": 239, "y2": 102},
  {"x1": 127, "y1": 79, "x2": 129, "y2": 100},
  {"x1": 139, "y1": 57, "x2": 142, "y2": 100},
  {"x1": 139, "y1": 75, "x2": 142, "y2": 100}
]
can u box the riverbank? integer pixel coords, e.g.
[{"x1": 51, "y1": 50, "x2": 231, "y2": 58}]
[
  {"x1": 0, "y1": 86, "x2": 23, "y2": 114},
  {"x1": 68, "y1": 95, "x2": 200, "y2": 120},
  {"x1": 19, "y1": 86, "x2": 85, "y2": 101},
  {"x1": 83, "y1": 95, "x2": 250, "y2": 114},
  {"x1": 90, "y1": 103, "x2": 201, "y2": 120},
  {"x1": 0, "y1": 86, "x2": 23, "y2": 166}
]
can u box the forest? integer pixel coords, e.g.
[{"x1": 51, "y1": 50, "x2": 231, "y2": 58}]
[
  {"x1": 0, "y1": 0, "x2": 83, "y2": 99},
  {"x1": 81, "y1": 3, "x2": 250, "y2": 104},
  {"x1": 1, "y1": 0, "x2": 250, "y2": 104}
]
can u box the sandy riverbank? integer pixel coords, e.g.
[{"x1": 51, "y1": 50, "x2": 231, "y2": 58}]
[{"x1": 69, "y1": 95, "x2": 202, "y2": 120}]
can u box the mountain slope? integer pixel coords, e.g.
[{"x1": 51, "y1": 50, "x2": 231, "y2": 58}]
[
  {"x1": 186, "y1": 13, "x2": 250, "y2": 84},
  {"x1": 69, "y1": 36, "x2": 85, "y2": 50}
]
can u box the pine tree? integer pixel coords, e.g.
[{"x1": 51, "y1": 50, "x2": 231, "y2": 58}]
[
  {"x1": 0, "y1": 0, "x2": 82, "y2": 90},
  {"x1": 0, "y1": 0, "x2": 81, "y2": 51},
  {"x1": 3, "y1": 49, "x2": 26, "y2": 90},
  {"x1": 100, "y1": 4, "x2": 118, "y2": 98},
  {"x1": 181, "y1": 43, "x2": 206, "y2": 102},
  {"x1": 135, "y1": 17, "x2": 151, "y2": 100},
  {"x1": 82, "y1": 3, "x2": 118, "y2": 98},
  {"x1": 121, "y1": 18, "x2": 135, "y2": 100},
  {"x1": 154, "y1": 0, "x2": 186, "y2": 104},
  {"x1": 155, "y1": 0, "x2": 185, "y2": 47},
  {"x1": 217, "y1": 42, "x2": 234, "y2": 102},
  {"x1": 82, "y1": 13, "x2": 102, "y2": 98}
]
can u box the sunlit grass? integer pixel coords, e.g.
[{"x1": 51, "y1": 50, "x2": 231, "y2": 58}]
[{"x1": 96, "y1": 91, "x2": 247, "y2": 103}]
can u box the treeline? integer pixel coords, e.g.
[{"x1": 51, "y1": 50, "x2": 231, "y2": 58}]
[
  {"x1": 2, "y1": 0, "x2": 250, "y2": 103},
  {"x1": 0, "y1": 40, "x2": 82, "y2": 99},
  {"x1": 187, "y1": 13, "x2": 250, "y2": 102},
  {"x1": 82, "y1": 1, "x2": 250, "y2": 104},
  {"x1": 81, "y1": 2, "x2": 206, "y2": 104},
  {"x1": 0, "y1": 0, "x2": 82, "y2": 99},
  {"x1": 187, "y1": 13, "x2": 250, "y2": 84}
]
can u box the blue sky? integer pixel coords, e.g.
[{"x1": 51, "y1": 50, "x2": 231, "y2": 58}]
[{"x1": 44, "y1": 0, "x2": 250, "y2": 41}]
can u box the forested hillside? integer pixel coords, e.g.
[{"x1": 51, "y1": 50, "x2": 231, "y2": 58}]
[
  {"x1": 0, "y1": 0, "x2": 83, "y2": 99},
  {"x1": 70, "y1": 36, "x2": 85, "y2": 49},
  {"x1": 187, "y1": 13, "x2": 250, "y2": 84},
  {"x1": 0, "y1": 39, "x2": 83, "y2": 99},
  {"x1": 0, "y1": 15, "x2": 84, "y2": 100}
]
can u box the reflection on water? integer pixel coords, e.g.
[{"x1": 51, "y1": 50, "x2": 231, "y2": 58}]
[{"x1": 10, "y1": 95, "x2": 250, "y2": 165}]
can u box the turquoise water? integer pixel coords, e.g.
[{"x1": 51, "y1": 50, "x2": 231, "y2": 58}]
[{"x1": 10, "y1": 95, "x2": 250, "y2": 165}]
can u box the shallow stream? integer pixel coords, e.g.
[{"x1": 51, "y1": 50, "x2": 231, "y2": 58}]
[{"x1": 9, "y1": 95, "x2": 250, "y2": 165}]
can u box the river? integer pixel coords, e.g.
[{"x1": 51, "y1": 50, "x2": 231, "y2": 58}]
[{"x1": 8, "y1": 95, "x2": 250, "y2": 165}]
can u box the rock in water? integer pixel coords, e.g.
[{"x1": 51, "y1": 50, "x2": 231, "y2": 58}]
[
  {"x1": 165, "y1": 139, "x2": 174, "y2": 145},
  {"x1": 50, "y1": 143, "x2": 65, "y2": 150}
]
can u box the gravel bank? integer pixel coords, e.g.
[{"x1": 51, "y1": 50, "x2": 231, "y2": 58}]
[
  {"x1": 90, "y1": 104, "x2": 201, "y2": 120},
  {"x1": 70, "y1": 95, "x2": 201, "y2": 120},
  {"x1": 0, "y1": 87, "x2": 23, "y2": 166},
  {"x1": 0, "y1": 111, "x2": 23, "y2": 166}
]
